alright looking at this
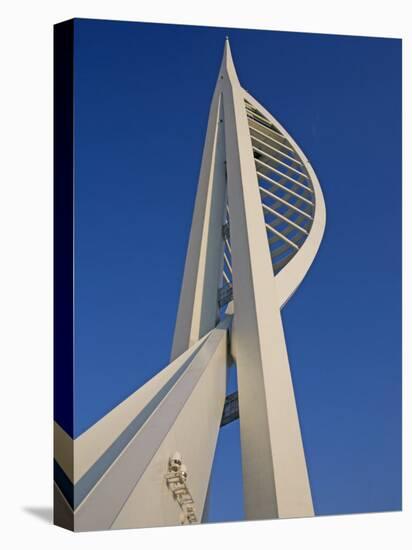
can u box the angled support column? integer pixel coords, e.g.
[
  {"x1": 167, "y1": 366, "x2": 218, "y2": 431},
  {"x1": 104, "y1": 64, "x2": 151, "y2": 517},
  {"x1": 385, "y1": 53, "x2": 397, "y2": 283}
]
[
  {"x1": 54, "y1": 318, "x2": 231, "y2": 531},
  {"x1": 220, "y1": 40, "x2": 314, "y2": 519},
  {"x1": 171, "y1": 91, "x2": 227, "y2": 360}
]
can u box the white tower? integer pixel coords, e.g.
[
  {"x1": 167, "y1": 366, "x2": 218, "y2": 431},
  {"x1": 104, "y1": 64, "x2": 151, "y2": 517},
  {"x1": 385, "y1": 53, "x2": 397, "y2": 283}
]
[
  {"x1": 171, "y1": 37, "x2": 326, "y2": 520},
  {"x1": 54, "y1": 38, "x2": 326, "y2": 531}
]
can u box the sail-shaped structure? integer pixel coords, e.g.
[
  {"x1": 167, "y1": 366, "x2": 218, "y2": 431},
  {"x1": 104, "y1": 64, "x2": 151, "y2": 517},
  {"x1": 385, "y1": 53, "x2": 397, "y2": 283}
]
[{"x1": 54, "y1": 38, "x2": 325, "y2": 531}]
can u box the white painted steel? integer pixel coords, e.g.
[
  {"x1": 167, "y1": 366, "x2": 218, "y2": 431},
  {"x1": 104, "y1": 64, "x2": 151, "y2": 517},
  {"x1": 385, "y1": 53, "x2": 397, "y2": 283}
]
[
  {"x1": 170, "y1": 94, "x2": 227, "y2": 361},
  {"x1": 55, "y1": 38, "x2": 325, "y2": 531},
  {"x1": 265, "y1": 222, "x2": 300, "y2": 249},
  {"x1": 248, "y1": 118, "x2": 295, "y2": 151},
  {"x1": 257, "y1": 168, "x2": 314, "y2": 206},
  {"x1": 215, "y1": 39, "x2": 324, "y2": 519},
  {"x1": 254, "y1": 154, "x2": 314, "y2": 192},
  {"x1": 54, "y1": 335, "x2": 209, "y2": 485},
  {"x1": 262, "y1": 203, "x2": 309, "y2": 234},
  {"x1": 242, "y1": 88, "x2": 326, "y2": 308},
  {"x1": 252, "y1": 137, "x2": 309, "y2": 177},
  {"x1": 259, "y1": 185, "x2": 313, "y2": 219},
  {"x1": 77, "y1": 322, "x2": 229, "y2": 531},
  {"x1": 111, "y1": 322, "x2": 229, "y2": 530}
]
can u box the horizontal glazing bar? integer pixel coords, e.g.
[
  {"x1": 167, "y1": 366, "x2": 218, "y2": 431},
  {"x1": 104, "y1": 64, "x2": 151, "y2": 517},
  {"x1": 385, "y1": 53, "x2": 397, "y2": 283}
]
[
  {"x1": 269, "y1": 220, "x2": 307, "y2": 244},
  {"x1": 265, "y1": 223, "x2": 299, "y2": 250},
  {"x1": 224, "y1": 252, "x2": 232, "y2": 273},
  {"x1": 249, "y1": 125, "x2": 298, "y2": 158},
  {"x1": 259, "y1": 185, "x2": 313, "y2": 219},
  {"x1": 256, "y1": 169, "x2": 314, "y2": 206},
  {"x1": 245, "y1": 106, "x2": 282, "y2": 132},
  {"x1": 225, "y1": 238, "x2": 232, "y2": 254},
  {"x1": 254, "y1": 155, "x2": 313, "y2": 192},
  {"x1": 262, "y1": 203, "x2": 308, "y2": 234},
  {"x1": 247, "y1": 117, "x2": 295, "y2": 152},
  {"x1": 247, "y1": 111, "x2": 278, "y2": 133},
  {"x1": 270, "y1": 227, "x2": 306, "y2": 252},
  {"x1": 269, "y1": 210, "x2": 310, "y2": 236},
  {"x1": 251, "y1": 138, "x2": 308, "y2": 179}
]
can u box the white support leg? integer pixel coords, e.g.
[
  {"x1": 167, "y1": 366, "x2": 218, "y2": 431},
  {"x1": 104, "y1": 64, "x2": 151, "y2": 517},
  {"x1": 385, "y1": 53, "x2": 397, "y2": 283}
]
[{"x1": 220, "y1": 40, "x2": 314, "y2": 519}]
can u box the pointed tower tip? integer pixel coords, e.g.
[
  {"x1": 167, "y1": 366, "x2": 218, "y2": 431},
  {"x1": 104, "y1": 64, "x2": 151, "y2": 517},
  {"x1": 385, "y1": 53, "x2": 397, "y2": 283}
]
[
  {"x1": 219, "y1": 34, "x2": 239, "y2": 84},
  {"x1": 222, "y1": 36, "x2": 233, "y2": 61}
]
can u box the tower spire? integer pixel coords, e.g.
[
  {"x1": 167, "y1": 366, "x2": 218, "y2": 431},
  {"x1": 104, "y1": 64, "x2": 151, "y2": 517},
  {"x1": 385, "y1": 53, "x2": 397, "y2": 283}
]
[{"x1": 219, "y1": 35, "x2": 239, "y2": 83}]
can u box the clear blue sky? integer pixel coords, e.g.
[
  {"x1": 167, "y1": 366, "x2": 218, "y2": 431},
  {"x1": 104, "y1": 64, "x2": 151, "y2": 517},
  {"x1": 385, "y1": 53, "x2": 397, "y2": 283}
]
[{"x1": 61, "y1": 18, "x2": 401, "y2": 521}]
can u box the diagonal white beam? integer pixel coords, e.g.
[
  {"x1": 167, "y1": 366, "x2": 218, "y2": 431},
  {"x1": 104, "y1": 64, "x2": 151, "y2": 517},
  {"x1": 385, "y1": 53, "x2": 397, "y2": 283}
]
[
  {"x1": 251, "y1": 138, "x2": 309, "y2": 178},
  {"x1": 265, "y1": 222, "x2": 300, "y2": 249},
  {"x1": 247, "y1": 117, "x2": 295, "y2": 152},
  {"x1": 259, "y1": 185, "x2": 313, "y2": 219},
  {"x1": 262, "y1": 202, "x2": 309, "y2": 234},
  {"x1": 249, "y1": 125, "x2": 301, "y2": 161},
  {"x1": 254, "y1": 153, "x2": 313, "y2": 192},
  {"x1": 257, "y1": 169, "x2": 314, "y2": 206}
]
